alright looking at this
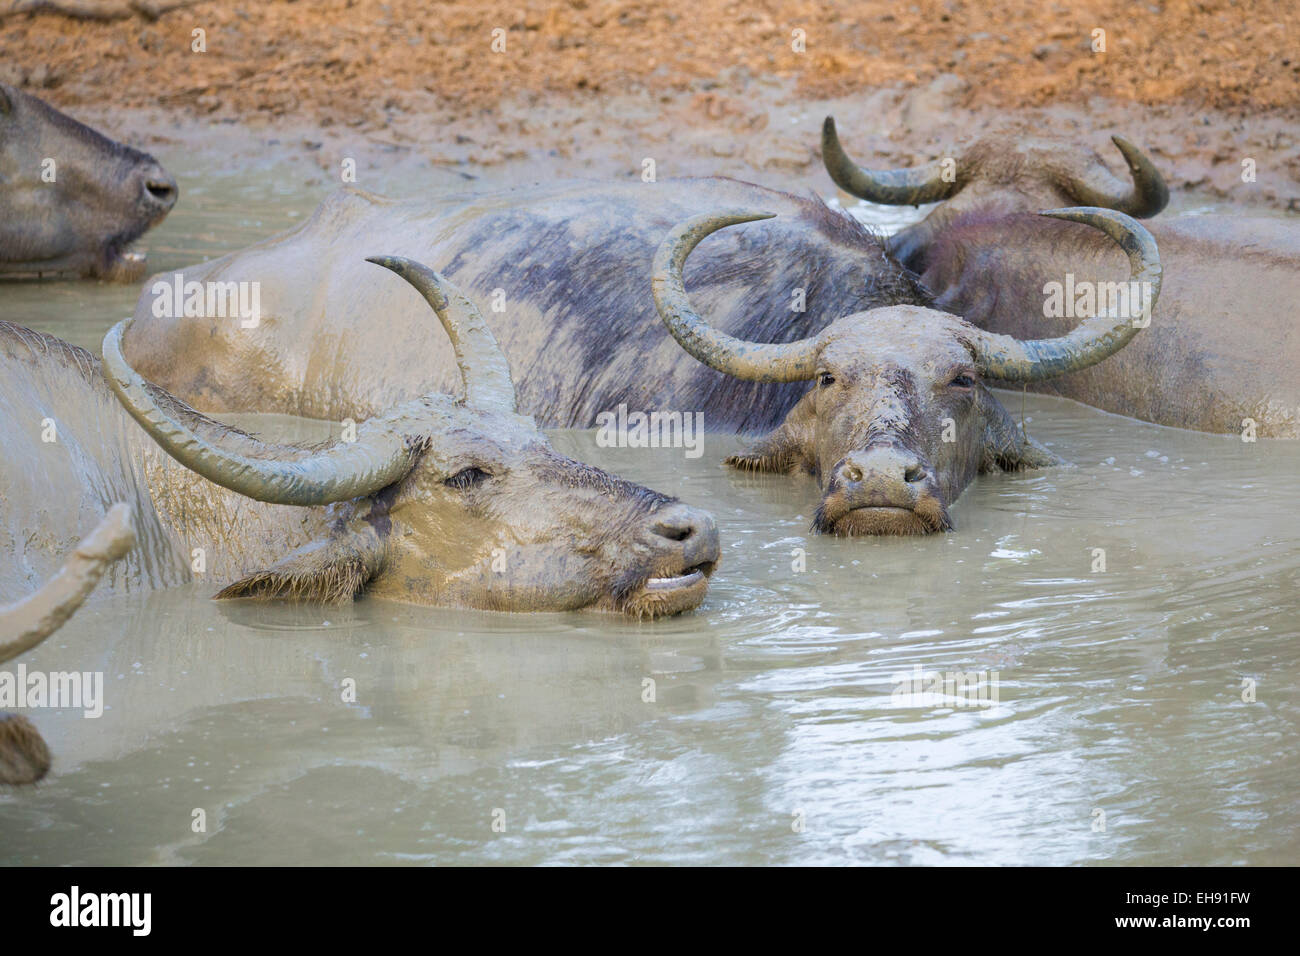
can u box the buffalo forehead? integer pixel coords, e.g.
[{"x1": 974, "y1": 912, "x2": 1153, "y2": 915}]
[{"x1": 819, "y1": 308, "x2": 976, "y2": 374}]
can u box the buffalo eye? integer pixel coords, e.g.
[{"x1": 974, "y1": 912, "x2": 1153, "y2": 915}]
[
  {"x1": 817, "y1": 371, "x2": 836, "y2": 388},
  {"x1": 948, "y1": 372, "x2": 977, "y2": 390},
  {"x1": 445, "y1": 466, "x2": 491, "y2": 490}
]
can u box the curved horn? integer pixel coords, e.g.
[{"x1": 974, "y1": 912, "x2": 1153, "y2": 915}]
[
  {"x1": 366, "y1": 256, "x2": 517, "y2": 414},
  {"x1": 0, "y1": 503, "x2": 134, "y2": 663},
  {"x1": 821, "y1": 116, "x2": 958, "y2": 206},
  {"x1": 1066, "y1": 135, "x2": 1169, "y2": 218},
  {"x1": 975, "y1": 207, "x2": 1162, "y2": 382},
  {"x1": 102, "y1": 324, "x2": 420, "y2": 505},
  {"x1": 652, "y1": 210, "x2": 820, "y2": 383}
]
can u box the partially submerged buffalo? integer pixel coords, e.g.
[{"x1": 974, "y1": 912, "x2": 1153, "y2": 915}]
[
  {"x1": 654, "y1": 207, "x2": 1161, "y2": 534},
  {"x1": 920, "y1": 213, "x2": 1300, "y2": 437},
  {"x1": 821, "y1": 115, "x2": 1168, "y2": 272},
  {"x1": 0, "y1": 261, "x2": 718, "y2": 616},
  {"x1": 120, "y1": 178, "x2": 1158, "y2": 533},
  {"x1": 824, "y1": 118, "x2": 1299, "y2": 436},
  {"x1": 0, "y1": 84, "x2": 177, "y2": 280},
  {"x1": 121, "y1": 178, "x2": 930, "y2": 425},
  {"x1": 1, "y1": 504, "x2": 134, "y2": 786}
]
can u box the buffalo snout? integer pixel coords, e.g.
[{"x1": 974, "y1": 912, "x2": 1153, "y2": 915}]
[
  {"x1": 816, "y1": 446, "x2": 951, "y2": 536},
  {"x1": 649, "y1": 503, "x2": 720, "y2": 571},
  {"x1": 832, "y1": 447, "x2": 932, "y2": 508}
]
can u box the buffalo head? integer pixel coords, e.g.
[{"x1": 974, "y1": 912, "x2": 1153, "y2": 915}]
[
  {"x1": 821, "y1": 116, "x2": 1168, "y2": 270},
  {"x1": 653, "y1": 207, "x2": 1161, "y2": 535},
  {"x1": 102, "y1": 259, "x2": 718, "y2": 616},
  {"x1": 0, "y1": 84, "x2": 178, "y2": 280}
]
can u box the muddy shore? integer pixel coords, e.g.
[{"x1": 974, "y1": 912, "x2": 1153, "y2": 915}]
[{"x1": 2, "y1": 0, "x2": 1297, "y2": 211}]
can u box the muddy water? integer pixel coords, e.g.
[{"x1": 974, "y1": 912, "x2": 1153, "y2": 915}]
[{"x1": 2, "y1": 157, "x2": 1298, "y2": 865}]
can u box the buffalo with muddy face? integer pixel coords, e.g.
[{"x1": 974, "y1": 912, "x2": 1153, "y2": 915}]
[
  {"x1": 0, "y1": 260, "x2": 718, "y2": 616},
  {"x1": 822, "y1": 116, "x2": 1168, "y2": 273},
  {"x1": 653, "y1": 207, "x2": 1161, "y2": 534},
  {"x1": 0, "y1": 84, "x2": 177, "y2": 280},
  {"x1": 118, "y1": 172, "x2": 1162, "y2": 431},
  {"x1": 0, "y1": 504, "x2": 134, "y2": 786}
]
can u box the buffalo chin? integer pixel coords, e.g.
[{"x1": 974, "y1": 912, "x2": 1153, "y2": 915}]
[
  {"x1": 99, "y1": 248, "x2": 148, "y2": 283},
  {"x1": 822, "y1": 504, "x2": 951, "y2": 536},
  {"x1": 4, "y1": 246, "x2": 149, "y2": 282},
  {"x1": 601, "y1": 562, "x2": 716, "y2": 619}
]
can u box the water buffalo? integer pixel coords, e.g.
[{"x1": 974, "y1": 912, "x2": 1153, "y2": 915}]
[
  {"x1": 121, "y1": 178, "x2": 930, "y2": 426},
  {"x1": 0, "y1": 260, "x2": 718, "y2": 616},
  {"x1": 821, "y1": 115, "x2": 1169, "y2": 272},
  {"x1": 916, "y1": 213, "x2": 1300, "y2": 437},
  {"x1": 653, "y1": 207, "x2": 1161, "y2": 534},
  {"x1": 822, "y1": 118, "x2": 1298, "y2": 436},
  {"x1": 0, "y1": 84, "x2": 178, "y2": 280},
  {"x1": 0, "y1": 504, "x2": 134, "y2": 786},
  {"x1": 117, "y1": 182, "x2": 1158, "y2": 532}
]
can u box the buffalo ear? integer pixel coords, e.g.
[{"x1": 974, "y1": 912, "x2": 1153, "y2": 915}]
[
  {"x1": 215, "y1": 531, "x2": 385, "y2": 605},
  {"x1": 725, "y1": 434, "x2": 806, "y2": 474},
  {"x1": 726, "y1": 394, "x2": 817, "y2": 474},
  {"x1": 725, "y1": 420, "x2": 815, "y2": 475}
]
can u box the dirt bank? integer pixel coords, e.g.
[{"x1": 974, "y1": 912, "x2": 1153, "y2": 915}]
[{"x1": 3, "y1": 0, "x2": 1298, "y2": 210}]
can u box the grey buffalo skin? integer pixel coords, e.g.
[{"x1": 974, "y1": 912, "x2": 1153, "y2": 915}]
[
  {"x1": 0, "y1": 83, "x2": 178, "y2": 280},
  {"x1": 824, "y1": 117, "x2": 1300, "y2": 437},
  {"x1": 0, "y1": 504, "x2": 134, "y2": 786},
  {"x1": 0, "y1": 260, "x2": 719, "y2": 617}
]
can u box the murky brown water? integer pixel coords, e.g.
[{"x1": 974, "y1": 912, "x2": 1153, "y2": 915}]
[{"x1": 2, "y1": 153, "x2": 1297, "y2": 865}]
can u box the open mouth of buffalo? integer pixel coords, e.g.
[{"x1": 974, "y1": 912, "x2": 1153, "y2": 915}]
[
  {"x1": 98, "y1": 235, "x2": 151, "y2": 280},
  {"x1": 615, "y1": 559, "x2": 717, "y2": 618}
]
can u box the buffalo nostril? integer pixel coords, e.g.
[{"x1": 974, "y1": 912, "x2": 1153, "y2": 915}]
[
  {"x1": 653, "y1": 519, "x2": 694, "y2": 542},
  {"x1": 146, "y1": 180, "x2": 176, "y2": 204},
  {"x1": 843, "y1": 465, "x2": 863, "y2": 483},
  {"x1": 904, "y1": 465, "x2": 926, "y2": 483}
]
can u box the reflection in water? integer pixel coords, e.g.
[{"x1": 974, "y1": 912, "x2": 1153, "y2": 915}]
[{"x1": 1, "y1": 155, "x2": 1297, "y2": 865}]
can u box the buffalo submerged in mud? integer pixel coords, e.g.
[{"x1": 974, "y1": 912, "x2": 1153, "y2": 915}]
[
  {"x1": 0, "y1": 259, "x2": 718, "y2": 617},
  {"x1": 0, "y1": 85, "x2": 178, "y2": 281},
  {"x1": 122, "y1": 175, "x2": 1160, "y2": 534},
  {"x1": 825, "y1": 117, "x2": 1300, "y2": 437}
]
